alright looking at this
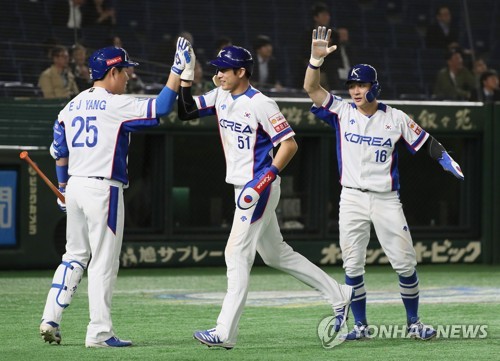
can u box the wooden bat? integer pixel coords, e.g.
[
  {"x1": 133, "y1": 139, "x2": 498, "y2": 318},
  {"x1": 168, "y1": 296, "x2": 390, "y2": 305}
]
[{"x1": 19, "y1": 151, "x2": 65, "y2": 203}]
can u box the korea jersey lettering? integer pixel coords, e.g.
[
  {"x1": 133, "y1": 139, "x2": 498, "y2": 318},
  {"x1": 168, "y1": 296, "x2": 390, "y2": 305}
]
[
  {"x1": 195, "y1": 86, "x2": 294, "y2": 186},
  {"x1": 312, "y1": 93, "x2": 429, "y2": 192},
  {"x1": 56, "y1": 87, "x2": 158, "y2": 184}
]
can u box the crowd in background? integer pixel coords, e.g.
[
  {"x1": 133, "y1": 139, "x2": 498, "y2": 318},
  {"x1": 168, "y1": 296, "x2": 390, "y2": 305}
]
[{"x1": 1, "y1": 0, "x2": 499, "y2": 102}]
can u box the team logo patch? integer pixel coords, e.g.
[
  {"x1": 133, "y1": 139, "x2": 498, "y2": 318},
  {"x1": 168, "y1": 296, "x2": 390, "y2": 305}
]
[
  {"x1": 241, "y1": 216, "x2": 247, "y2": 222},
  {"x1": 221, "y1": 104, "x2": 227, "y2": 110},
  {"x1": 350, "y1": 119, "x2": 356, "y2": 125},
  {"x1": 408, "y1": 119, "x2": 422, "y2": 135},
  {"x1": 268, "y1": 112, "x2": 289, "y2": 132},
  {"x1": 244, "y1": 112, "x2": 251, "y2": 118},
  {"x1": 106, "y1": 56, "x2": 123, "y2": 66},
  {"x1": 385, "y1": 124, "x2": 392, "y2": 130}
]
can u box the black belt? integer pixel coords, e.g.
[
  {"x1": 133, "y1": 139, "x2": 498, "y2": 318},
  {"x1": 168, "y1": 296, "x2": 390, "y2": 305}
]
[
  {"x1": 344, "y1": 186, "x2": 369, "y2": 192},
  {"x1": 88, "y1": 176, "x2": 105, "y2": 180}
]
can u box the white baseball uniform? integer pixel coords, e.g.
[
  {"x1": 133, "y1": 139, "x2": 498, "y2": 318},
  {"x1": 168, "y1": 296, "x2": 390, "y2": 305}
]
[
  {"x1": 41, "y1": 86, "x2": 159, "y2": 344},
  {"x1": 194, "y1": 86, "x2": 352, "y2": 344},
  {"x1": 311, "y1": 93, "x2": 429, "y2": 277}
]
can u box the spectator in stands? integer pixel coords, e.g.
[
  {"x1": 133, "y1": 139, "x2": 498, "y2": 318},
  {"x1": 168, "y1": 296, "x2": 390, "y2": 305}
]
[
  {"x1": 192, "y1": 61, "x2": 214, "y2": 96},
  {"x1": 432, "y1": 48, "x2": 476, "y2": 101},
  {"x1": 50, "y1": 0, "x2": 86, "y2": 44},
  {"x1": 109, "y1": 35, "x2": 123, "y2": 48},
  {"x1": 70, "y1": 44, "x2": 91, "y2": 92},
  {"x1": 295, "y1": 2, "x2": 335, "y2": 89},
  {"x1": 425, "y1": 5, "x2": 459, "y2": 49},
  {"x1": 330, "y1": 27, "x2": 358, "y2": 89},
  {"x1": 475, "y1": 70, "x2": 500, "y2": 103},
  {"x1": 81, "y1": 0, "x2": 116, "y2": 28},
  {"x1": 126, "y1": 67, "x2": 146, "y2": 94},
  {"x1": 252, "y1": 35, "x2": 283, "y2": 91},
  {"x1": 472, "y1": 57, "x2": 488, "y2": 88},
  {"x1": 38, "y1": 46, "x2": 79, "y2": 99}
]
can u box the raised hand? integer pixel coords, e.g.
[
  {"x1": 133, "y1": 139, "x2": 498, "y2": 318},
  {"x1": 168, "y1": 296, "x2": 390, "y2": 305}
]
[
  {"x1": 171, "y1": 37, "x2": 192, "y2": 75},
  {"x1": 310, "y1": 26, "x2": 337, "y2": 67},
  {"x1": 180, "y1": 46, "x2": 196, "y2": 81}
]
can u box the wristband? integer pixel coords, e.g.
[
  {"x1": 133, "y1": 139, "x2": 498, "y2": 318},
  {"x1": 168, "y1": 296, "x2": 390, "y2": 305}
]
[
  {"x1": 308, "y1": 63, "x2": 320, "y2": 70},
  {"x1": 56, "y1": 164, "x2": 69, "y2": 184},
  {"x1": 309, "y1": 56, "x2": 324, "y2": 68},
  {"x1": 171, "y1": 66, "x2": 182, "y2": 75}
]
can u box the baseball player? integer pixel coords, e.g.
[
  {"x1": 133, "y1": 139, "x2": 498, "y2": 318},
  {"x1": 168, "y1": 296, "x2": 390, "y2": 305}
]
[
  {"x1": 39, "y1": 38, "x2": 193, "y2": 347},
  {"x1": 303, "y1": 27, "x2": 464, "y2": 341},
  {"x1": 177, "y1": 45, "x2": 354, "y2": 349}
]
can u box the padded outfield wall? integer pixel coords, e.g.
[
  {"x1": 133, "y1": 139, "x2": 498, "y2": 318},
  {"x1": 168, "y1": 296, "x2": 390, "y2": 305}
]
[{"x1": 0, "y1": 98, "x2": 498, "y2": 269}]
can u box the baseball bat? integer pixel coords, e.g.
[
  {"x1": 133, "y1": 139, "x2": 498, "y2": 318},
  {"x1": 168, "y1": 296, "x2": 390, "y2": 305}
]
[{"x1": 19, "y1": 151, "x2": 65, "y2": 203}]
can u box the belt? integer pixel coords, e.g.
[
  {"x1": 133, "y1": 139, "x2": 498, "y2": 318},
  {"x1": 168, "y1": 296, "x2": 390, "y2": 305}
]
[
  {"x1": 88, "y1": 176, "x2": 105, "y2": 180},
  {"x1": 344, "y1": 186, "x2": 369, "y2": 192}
]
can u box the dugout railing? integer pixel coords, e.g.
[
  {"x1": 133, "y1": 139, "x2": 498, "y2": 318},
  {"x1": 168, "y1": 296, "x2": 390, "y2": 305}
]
[{"x1": 0, "y1": 98, "x2": 498, "y2": 268}]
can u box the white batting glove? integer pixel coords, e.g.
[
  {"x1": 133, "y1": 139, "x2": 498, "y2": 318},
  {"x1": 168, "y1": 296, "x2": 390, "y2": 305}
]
[
  {"x1": 180, "y1": 45, "x2": 196, "y2": 81},
  {"x1": 171, "y1": 37, "x2": 192, "y2": 75},
  {"x1": 310, "y1": 26, "x2": 337, "y2": 67},
  {"x1": 57, "y1": 187, "x2": 66, "y2": 213}
]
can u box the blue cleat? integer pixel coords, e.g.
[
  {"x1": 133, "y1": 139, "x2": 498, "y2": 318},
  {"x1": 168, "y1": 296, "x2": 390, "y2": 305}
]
[
  {"x1": 333, "y1": 287, "x2": 354, "y2": 333},
  {"x1": 407, "y1": 317, "x2": 437, "y2": 340},
  {"x1": 85, "y1": 336, "x2": 133, "y2": 348},
  {"x1": 193, "y1": 328, "x2": 234, "y2": 350},
  {"x1": 341, "y1": 321, "x2": 371, "y2": 341}
]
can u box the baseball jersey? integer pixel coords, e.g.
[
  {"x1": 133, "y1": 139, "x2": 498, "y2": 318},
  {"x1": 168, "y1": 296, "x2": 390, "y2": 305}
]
[
  {"x1": 195, "y1": 86, "x2": 294, "y2": 186},
  {"x1": 56, "y1": 87, "x2": 158, "y2": 184},
  {"x1": 312, "y1": 93, "x2": 429, "y2": 192}
]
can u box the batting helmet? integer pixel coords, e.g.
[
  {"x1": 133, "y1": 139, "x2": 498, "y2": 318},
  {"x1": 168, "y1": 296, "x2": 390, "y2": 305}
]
[
  {"x1": 209, "y1": 45, "x2": 253, "y2": 76},
  {"x1": 88, "y1": 47, "x2": 139, "y2": 80},
  {"x1": 345, "y1": 64, "x2": 381, "y2": 102}
]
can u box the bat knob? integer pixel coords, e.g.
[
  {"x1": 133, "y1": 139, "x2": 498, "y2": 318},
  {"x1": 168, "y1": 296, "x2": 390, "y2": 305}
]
[{"x1": 20, "y1": 151, "x2": 28, "y2": 159}]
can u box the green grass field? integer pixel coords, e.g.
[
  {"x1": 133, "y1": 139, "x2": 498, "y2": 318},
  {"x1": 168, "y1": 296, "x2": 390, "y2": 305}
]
[{"x1": 1, "y1": 264, "x2": 499, "y2": 361}]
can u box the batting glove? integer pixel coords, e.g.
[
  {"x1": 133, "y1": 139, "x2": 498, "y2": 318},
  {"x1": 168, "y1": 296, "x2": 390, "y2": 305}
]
[
  {"x1": 57, "y1": 187, "x2": 66, "y2": 213},
  {"x1": 310, "y1": 26, "x2": 337, "y2": 67},
  {"x1": 438, "y1": 151, "x2": 464, "y2": 180},
  {"x1": 171, "y1": 37, "x2": 192, "y2": 75},
  {"x1": 237, "y1": 165, "x2": 279, "y2": 210},
  {"x1": 180, "y1": 46, "x2": 196, "y2": 81}
]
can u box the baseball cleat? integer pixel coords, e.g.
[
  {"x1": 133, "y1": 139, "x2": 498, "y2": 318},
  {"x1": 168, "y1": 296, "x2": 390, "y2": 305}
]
[
  {"x1": 333, "y1": 287, "x2": 355, "y2": 333},
  {"x1": 193, "y1": 328, "x2": 234, "y2": 350},
  {"x1": 40, "y1": 321, "x2": 62, "y2": 344},
  {"x1": 407, "y1": 317, "x2": 437, "y2": 340},
  {"x1": 85, "y1": 336, "x2": 133, "y2": 348},
  {"x1": 341, "y1": 321, "x2": 371, "y2": 341}
]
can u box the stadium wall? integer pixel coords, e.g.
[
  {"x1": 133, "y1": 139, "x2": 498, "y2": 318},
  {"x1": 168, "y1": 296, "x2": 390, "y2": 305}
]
[{"x1": 0, "y1": 98, "x2": 497, "y2": 268}]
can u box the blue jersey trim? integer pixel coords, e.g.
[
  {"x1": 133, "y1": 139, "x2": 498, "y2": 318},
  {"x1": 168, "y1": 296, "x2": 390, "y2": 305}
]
[
  {"x1": 253, "y1": 124, "x2": 273, "y2": 176},
  {"x1": 270, "y1": 127, "x2": 293, "y2": 144},
  {"x1": 107, "y1": 185, "x2": 119, "y2": 234},
  {"x1": 390, "y1": 144, "x2": 400, "y2": 191}
]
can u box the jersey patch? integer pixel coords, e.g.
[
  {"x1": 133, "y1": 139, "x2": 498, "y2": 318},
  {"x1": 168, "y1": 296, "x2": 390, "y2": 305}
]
[
  {"x1": 408, "y1": 119, "x2": 423, "y2": 135},
  {"x1": 268, "y1": 112, "x2": 289, "y2": 132}
]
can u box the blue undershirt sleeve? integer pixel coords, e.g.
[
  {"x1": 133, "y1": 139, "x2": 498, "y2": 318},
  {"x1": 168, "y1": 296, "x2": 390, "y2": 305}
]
[{"x1": 156, "y1": 86, "x2": 177, "y2": 117}]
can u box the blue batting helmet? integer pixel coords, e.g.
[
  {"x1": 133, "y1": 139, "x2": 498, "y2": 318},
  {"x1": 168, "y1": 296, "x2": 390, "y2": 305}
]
[
  {"x1": 88, "y1": 47, "x2": 139, "y2": 80},
  {"x1": 209, "y1": 45, "x2": 253, "y2": 76},
  {"x1": 345, "y1": 64, "x2": 381, "y2": 102}
]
